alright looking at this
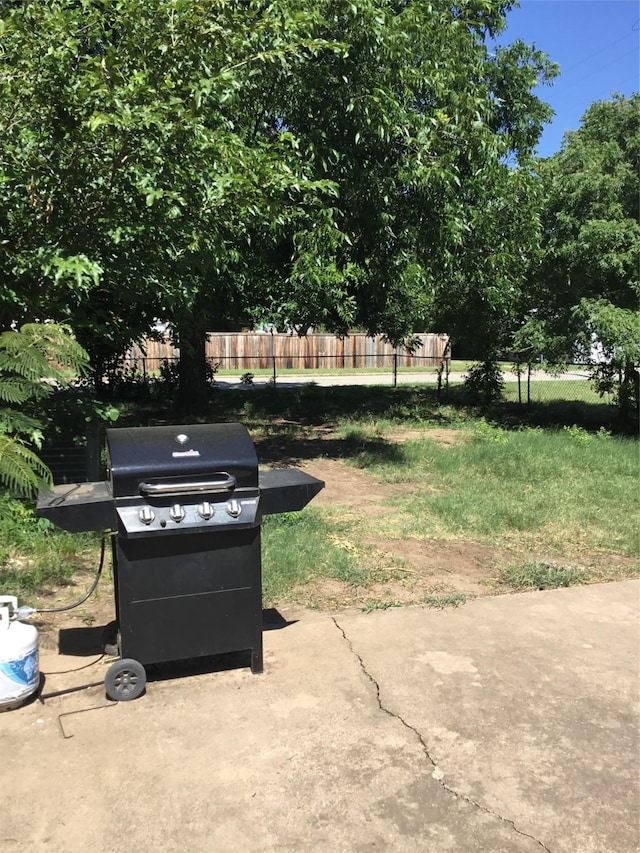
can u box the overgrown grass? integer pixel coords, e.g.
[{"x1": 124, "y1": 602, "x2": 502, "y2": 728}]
[
  {"x1": 349, "y1": 421, "x2": 639, "y2": 557},
  {"x1": 0, "y1": 497, "x2": 99, "y2": 602},
  {"x1": 261, "y1": 510, "x2": 359, "y2": 604},
  {"x1": 261, "y1": 509, "x2": 406, "y2": 606},
  {"x1": 497, "y1": 562, "x2": 586, "y2": 590},
  {"x1": 261, "y1": 418, "x2": 637, "y2": 604}
]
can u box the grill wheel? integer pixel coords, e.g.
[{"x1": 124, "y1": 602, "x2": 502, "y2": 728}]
[{"x1": 105, "y1": 658, "x2": 147, "y2": 702}]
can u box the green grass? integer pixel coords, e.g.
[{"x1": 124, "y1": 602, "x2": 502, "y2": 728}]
[
  {"x1": 360, "y1": 592, "x2": 470, "y2": 612},
  {"x1": 360, "y1": 599, "x2": 405, "y2": 613},
  {"x1": 261, "y1": 509, "x2": 406, "y2": 606},
  {"x1": 422, "y1": 593, "x2": 468, "y2": 609},
  {"x1": 116, "y1": 380, "x2": 618, "y2": 435},
  {"x1": 0, "y1": 497, "x2": 99, "y2": 602},
  {"x1": 4, "y1": 384, "x2": 635, "y2": 612},
  {"x1": 349, "y1": 422, "x2": 639, "y2": 556},
  {"x1": 497, "y1": 562, "x2": 586, "y2": 590},
  {"x1": 261, "y1": 510, "x2": 360, "y2": 603},
  {"x1": 260, "y1": 415, "x2": 637, "y2": 605},
  {"x1": 133, "y1": 358, "x2": 486, "y2": 381}
]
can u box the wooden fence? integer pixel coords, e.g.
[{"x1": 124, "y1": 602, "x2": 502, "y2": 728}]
[{"x1": 123, "y1": 333, "x2": 450, "y2": 371}]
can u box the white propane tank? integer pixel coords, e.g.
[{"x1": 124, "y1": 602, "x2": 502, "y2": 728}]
[{"x1": 0, "y1": 595, "x2": 39, "y2": 710}]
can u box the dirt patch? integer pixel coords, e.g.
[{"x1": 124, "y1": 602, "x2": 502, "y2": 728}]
[
  {"x1": 298, "y1": 539, "x2": 503, "y2": 610},
  {"x1": 31, "y1": 576, "x2": 116, "y2": 650},
  {"x1": 286, "y1": 457, "x2": 506, "y2": 608},
  {"x1": 35, "y1": 454, "x2": 490, "y2": 644},
  {"x1": 30, "y1": 444, "x2": 636, "y2": 637},
  {"x1": 297, "y1": 457, "x2": 406, "y2": 516},
  {"x1": 363, "y1": 537, "x2": 503, "y2": 596},
  {"x1": 393, "y1": 427, "x2": 465, "y2": 445},
  {"x1": 291, "y1": 535, "x2": 506, "y2": 611}
]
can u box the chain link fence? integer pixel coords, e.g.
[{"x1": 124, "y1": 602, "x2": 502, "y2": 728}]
[
  {"x1": 111, "y1": 353, "x2": 609, "y2": 406},
  {"x1": 501, "y1": 366, "x2": 609, "y2": 407}
]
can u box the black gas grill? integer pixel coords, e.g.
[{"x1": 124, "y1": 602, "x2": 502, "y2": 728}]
[{"x1": 37, "y1": 423, "x2": 323, "y2": 700}]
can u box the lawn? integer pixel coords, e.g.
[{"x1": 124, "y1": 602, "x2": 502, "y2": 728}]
[
  {"x1": 1, "y1": 385, "x2": 637, "y2": 613},
  {"x1": 337, "y1": 420, "x2": 637, "y2": 554},
  {"x1": 256, "y1": 417, "x2": 638, "y2": 610}
]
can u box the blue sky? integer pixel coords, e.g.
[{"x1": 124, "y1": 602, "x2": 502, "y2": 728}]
[{"x1": 498, "y1": 0, "x2": 640, "y2": 157}]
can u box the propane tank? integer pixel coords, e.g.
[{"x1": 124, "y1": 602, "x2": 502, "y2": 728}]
[{"x1": 0, "y1": 595, "x2": 39, "y2": 711}]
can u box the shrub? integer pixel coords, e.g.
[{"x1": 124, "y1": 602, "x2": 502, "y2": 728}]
[
  {"x1": 0, "y1": 324, "x2": 88, "y2": 496},
  {"x1": 464, "y1": 361, "x2": 505, "y2": 403}
]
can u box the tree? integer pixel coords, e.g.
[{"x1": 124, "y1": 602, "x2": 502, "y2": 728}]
[
  {"x1": 531, "y1": 94, "x2": 640, "y2": 425},
  {"x1": 270, "y1": 8, "x2": 556, "y2": 352},
  {"x1": 0, "y1": 324, "x2": 88, "y2": 496},
  {"x1": 1, "y1": 0, "x2": 339, "y2": 411},
  {"x1": 1, "y1": 1, "x2": 556, "y2": 412}
]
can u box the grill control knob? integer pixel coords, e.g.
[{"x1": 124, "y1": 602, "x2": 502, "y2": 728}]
[
  {"x1": 169, "y1": 504, "x2": 185, "y2": 523},
  {"x1": 198, "y1": 501, "x2": 214, "y2": 520},
  {"x1": 226, "y1": 499, "x2": 242, "y2": 518},
  {"x1": 138, "y1": 506, "x2": 155, "y2": 525}
]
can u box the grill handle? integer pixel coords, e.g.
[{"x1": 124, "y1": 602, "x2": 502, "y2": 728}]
[{"x1": 138, "y1": 474, "x2": 236, "y2": 496}]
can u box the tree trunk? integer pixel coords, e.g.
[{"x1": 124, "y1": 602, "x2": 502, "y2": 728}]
[
  {"x1": 92, "y1": 354, "x2": 110, "y2": 400},
  {"x1": 177, "y1": 315, "x2": 209, "y2": 416},
  {"x1": 619, "y1": 364, "x2": 639, "y2": 432}
]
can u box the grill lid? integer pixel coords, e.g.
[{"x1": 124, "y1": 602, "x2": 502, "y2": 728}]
[{"x1": 107, "y1": 423, "x2": 258, "y2": 498}]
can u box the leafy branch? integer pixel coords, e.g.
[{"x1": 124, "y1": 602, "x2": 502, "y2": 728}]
[{"x1": 0, "y1": 324, "x2": 89, "y2": 495}]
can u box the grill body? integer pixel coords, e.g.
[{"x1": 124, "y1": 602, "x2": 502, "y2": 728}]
[
  {"x1": 36, "y1": 421, "x2": 323, "y2": 690},
  {"x1": 107, "y1": 423, "x2": 264, "y2": 672}
]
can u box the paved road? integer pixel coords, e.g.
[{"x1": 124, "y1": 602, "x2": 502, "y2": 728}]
[
  {"x1": 4, "y1": 580, "x2": 638, "y2": 852},
  {"x1": 215, "y1": 370, "x2": 591, "y2": 389}
]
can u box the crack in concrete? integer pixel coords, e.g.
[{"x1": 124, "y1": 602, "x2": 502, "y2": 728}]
[{"x1": 332, "y1": 616, "x2": 552, "y2": 853}]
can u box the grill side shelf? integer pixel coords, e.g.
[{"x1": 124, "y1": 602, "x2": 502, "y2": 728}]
[
  {"x1": 35, "y1": 470, "x2": 324, "y2": 531},
  {"x1": 36, "y1": 481, "x2": 116, "y2": 532},
  {"x1": 258, "y1": 469, "x2": 324, "y2": 516}
]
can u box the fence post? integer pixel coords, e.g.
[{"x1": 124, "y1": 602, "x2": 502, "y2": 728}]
[
  {"x1": 393, "y1": 352, "x2": 398, "y2": 387},
  {"x1": 517, "y1": 368, "x2": 522, "y2": 405},
  {"x1": 270, "y1": 329, "x2": 276, "y2": 387}
]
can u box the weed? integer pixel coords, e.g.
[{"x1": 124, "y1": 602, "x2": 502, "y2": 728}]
[
  {"x1": 464, "y1": 362, "x2": 505, "y2": 403},
  {"x1": 422, "y1": 593, "x2": 468, "y2": 609},
  {"x1": 498, "y1": 561, "x2": 586, "y2": 590},
  {"x1": 156, "y1": 358, "x2": 219, "y2": 394},
  {"x1": 338, "y1": 424, "x2": 371, "y2": 445},
  {"x1": 361, "y1": 599, "x2": 403, "y2": 613},
  {"x1": 471, "y1": 417, "x2": 509, "y2": 444},
  {"x1": 0, "y1": 495, "x2": 99, "y2": 601},
  {"x1": 562, "y1": 424, "x2": 593, "y2": 444}
]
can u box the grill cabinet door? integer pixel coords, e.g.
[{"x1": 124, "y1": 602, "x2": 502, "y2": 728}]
[{"x1": 113, "y1": 528, "x2": 263, "y2": 673}]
